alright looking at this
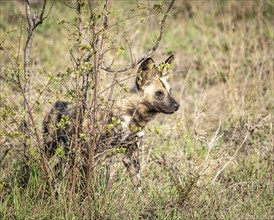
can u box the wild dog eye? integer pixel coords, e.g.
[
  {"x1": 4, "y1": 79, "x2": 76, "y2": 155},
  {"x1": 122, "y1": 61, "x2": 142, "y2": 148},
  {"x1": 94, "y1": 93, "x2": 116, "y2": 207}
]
[{"x1": 155, "y1": 90, "x2": 164, "y2": 97}]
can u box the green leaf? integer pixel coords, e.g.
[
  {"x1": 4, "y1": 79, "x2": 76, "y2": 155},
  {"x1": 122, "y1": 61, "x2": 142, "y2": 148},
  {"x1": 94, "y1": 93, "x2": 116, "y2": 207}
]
[
  {"x1": 56, "y1": 146, "x2": 65, "y2": 157},
  {"x1": 116, "y1": 46, "x2": 125, "y2": 56}
]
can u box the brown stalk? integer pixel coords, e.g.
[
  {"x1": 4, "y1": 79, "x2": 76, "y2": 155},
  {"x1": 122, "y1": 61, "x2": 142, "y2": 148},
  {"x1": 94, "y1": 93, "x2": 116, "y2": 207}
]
[
  {"x1": 71, "y1": 0, "x2": 84, "y2": 196},
  {"x1": 22, "y1": 0, "x2": 55, "y2": 203},
  {"x1": 86, "y1": 0, "x2": 109, "y2": 197}
]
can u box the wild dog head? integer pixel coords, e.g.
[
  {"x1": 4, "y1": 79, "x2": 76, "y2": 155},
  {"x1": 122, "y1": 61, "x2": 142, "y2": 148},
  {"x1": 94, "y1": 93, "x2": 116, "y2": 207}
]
[{"x1": 136, "y1": 55, "x2": 180, "y2": 114}]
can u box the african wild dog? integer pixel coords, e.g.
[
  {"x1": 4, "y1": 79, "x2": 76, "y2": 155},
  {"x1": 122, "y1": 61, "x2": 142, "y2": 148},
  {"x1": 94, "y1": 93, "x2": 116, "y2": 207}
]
[{"x1": 42, "y1": 55, "x2": 179, "y2": 191}]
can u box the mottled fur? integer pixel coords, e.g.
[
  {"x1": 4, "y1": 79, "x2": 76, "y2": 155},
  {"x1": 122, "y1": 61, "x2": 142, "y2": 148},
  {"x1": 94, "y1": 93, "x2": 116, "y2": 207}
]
[{"x1": 42, "y1": 55, "x2": 179, "y2": 191}]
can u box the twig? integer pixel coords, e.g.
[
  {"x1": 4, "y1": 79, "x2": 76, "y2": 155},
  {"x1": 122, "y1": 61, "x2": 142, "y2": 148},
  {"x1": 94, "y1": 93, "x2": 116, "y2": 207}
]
[
  {"x1": 86, "y1": 0, "x2": 110, "y2": 197},
  {"x1": 23, "y1": 0, "x2": 55, "y2": 203},
  {"x1": 211, "y1": 133, "x2": 249, "y2": 184},
  {"x1": 125, "y1": 38, "x2": 134, "y2": 65},
  {"x1": 71, "y1": 0, "x2": 82, "y2": 195},
  {"x1": 23, "y1": 0, "x2": 49, "y2": 145},
  {"x1": 205, "y1": 120, "x2": 223, "y2": 161},
  {"x1": 0, "y1": 148, "x2": 10, "y2": 165},
  {"x1": 101, "y1": 0, "x2": 176, "y2": 73},
  {"x1": 29, "y1": 75, "x2": 52, "y2": 111},
  {"x1": 218, "y1": 181, "x2": 250, "y2": 194}
]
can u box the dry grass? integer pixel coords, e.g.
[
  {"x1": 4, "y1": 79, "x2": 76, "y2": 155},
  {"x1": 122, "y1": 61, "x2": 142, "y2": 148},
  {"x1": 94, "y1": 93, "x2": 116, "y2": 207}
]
[{"x1": 0, "y1": 0, "x2": 273, "y2": 219}]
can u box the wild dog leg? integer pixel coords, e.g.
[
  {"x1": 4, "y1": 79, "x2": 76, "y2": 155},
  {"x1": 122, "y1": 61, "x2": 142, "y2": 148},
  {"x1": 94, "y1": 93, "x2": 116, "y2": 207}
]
[{"x1": 122, "y1": 139, "x2": 142, "y2": 192}]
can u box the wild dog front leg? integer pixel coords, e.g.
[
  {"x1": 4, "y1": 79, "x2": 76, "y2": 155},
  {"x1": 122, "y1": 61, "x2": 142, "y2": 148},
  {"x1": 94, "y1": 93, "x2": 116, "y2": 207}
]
[
  {"x1": 122, "y1": 143, "x2": 141, "y2": 192},
  {"x1": 122, "y1": 132, "x2": 144, "y2": 192}
]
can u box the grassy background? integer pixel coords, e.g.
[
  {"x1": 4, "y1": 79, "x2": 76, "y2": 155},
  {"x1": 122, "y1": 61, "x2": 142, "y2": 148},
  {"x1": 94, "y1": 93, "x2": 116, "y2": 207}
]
[{"x1": 0, "y1": 0, "x2": 273, "y2": 219}]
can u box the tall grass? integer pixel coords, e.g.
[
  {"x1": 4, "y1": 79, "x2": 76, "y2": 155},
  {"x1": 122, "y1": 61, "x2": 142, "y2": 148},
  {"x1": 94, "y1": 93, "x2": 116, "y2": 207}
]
[{"x1": 0, "y1": 0, "x2": 273, "y2": 219}]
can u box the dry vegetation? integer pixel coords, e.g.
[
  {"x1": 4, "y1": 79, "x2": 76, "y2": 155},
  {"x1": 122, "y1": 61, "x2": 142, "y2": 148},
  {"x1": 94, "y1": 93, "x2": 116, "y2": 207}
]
[{"x1": 0, "y1": 0, "x2": 273, "y2": 219}]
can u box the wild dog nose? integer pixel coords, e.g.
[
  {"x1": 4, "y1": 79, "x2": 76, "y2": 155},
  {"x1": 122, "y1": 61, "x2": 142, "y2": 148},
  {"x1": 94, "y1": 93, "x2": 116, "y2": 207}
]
[{"x1": 173, "y1": 103, "x2": 180, "y2": 111}]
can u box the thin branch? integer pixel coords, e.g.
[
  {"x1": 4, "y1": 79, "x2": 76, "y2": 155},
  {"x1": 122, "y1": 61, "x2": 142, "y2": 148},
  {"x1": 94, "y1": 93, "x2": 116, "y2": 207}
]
[
  {"x1": 205, "y1": 120, "x2": 223, "y2": 161},
  {"x1": 0, "y1": 148, "x2": 10, "y2": 165},
  {"x1": 16, "y1": 66, "x2": 55, "y2": 203},
  {"x1": 108, "y1": 13, "x2": 144, "y2": 29},
  {"x1": 23, "y1": 0, "x2": 55, "y2": 203},
  {"x1": 29, "y1": 75, "x2": 52, "y2": 112},
  {"x1": 25, "y1": 0, "x2": 34, "y2": 30},
  {"x1": 86, "y1": 0, "x2": 110, "y2": 197},
  {"x1": 102, "y1": 0, "x2": 176, "y2": 73},
  {"x1": 211, "y1": 133, "x2": 249, "y2": 184},
  {"x1": 125, "y1": 38, "x2": 134, "y2": 65},
  {"x1": 98, "y1": 74, "x2": 135, "y2": 96},
  {"x1": 23, "y1": 0, "x2": 50, "y2": 138}
]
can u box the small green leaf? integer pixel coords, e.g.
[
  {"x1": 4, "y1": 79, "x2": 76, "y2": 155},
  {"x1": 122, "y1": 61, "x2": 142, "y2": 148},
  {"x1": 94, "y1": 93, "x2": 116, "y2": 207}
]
[
  {"x1": 116, "y1": 46, "x2": 125, "y2": 55},
  {"x1": 56, "y1": 146, "x2": 65, "y2": 157}
]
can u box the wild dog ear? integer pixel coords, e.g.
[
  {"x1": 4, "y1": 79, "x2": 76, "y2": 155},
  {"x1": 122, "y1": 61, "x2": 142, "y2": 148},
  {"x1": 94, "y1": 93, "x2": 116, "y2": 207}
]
[
  {"x1": 158, "y1": 54, "x2": 175, "y2": 80},
  {"x1": 164, "y1": 54, "x2": 174, "y2": 65},
  {"x1": 136, "y1": 58, "x2": 156, "y2": 90}
]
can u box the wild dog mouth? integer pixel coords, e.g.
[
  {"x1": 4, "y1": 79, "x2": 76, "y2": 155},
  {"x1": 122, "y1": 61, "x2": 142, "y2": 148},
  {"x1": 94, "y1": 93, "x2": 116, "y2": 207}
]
[{"x1": 153, "y1": 101, "x2": 180, "y2": 114}]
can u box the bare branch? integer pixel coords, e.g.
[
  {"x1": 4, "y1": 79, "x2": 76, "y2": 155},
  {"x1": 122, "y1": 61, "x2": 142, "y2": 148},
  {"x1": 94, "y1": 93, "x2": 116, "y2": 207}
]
[
  {"x1": 22, "y1": 0, "x2": 55, "y2": 203},
  {"x1": 0, "y1": 147, "x2": 10, "y2": 165},
  {"x1": 86, "y1": 0, "x2": 110, "y2": 197},
  {"x1": 102, "y1": 0, "x2": 176, "y2": 73},
  {"x1": 25, "y1": 0, "x2": 34, "y2": 31}
]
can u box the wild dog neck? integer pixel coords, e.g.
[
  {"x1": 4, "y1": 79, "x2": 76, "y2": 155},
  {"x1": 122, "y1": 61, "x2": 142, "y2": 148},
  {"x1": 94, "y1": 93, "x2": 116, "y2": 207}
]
[
  {"x1": 116, "y1": 93, "x2": 158, "y2": 131},
  {"x1": 128, "y1": 98, "x2": 158, "y2": 129}
]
